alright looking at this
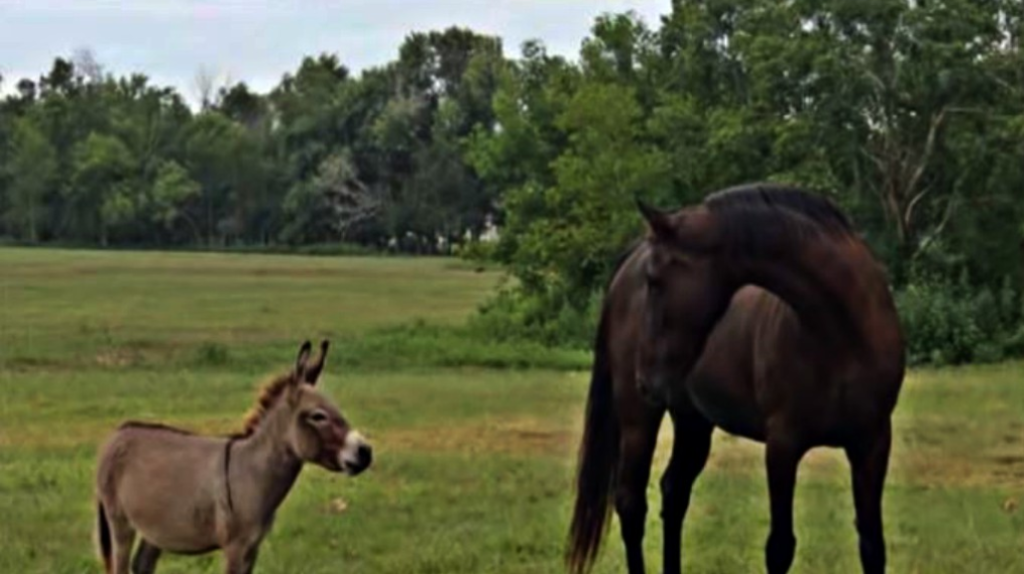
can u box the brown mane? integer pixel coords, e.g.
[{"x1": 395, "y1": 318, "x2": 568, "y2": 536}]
[
  {"x1": 118, "y1": 374, "x2": 296, "y2": 440},
  {"x1": 119, "y1": 421, "x2": 195, "y2": 435},
  {"x1": 235, "y1": 371, "x2": 297, "y2": 438}
]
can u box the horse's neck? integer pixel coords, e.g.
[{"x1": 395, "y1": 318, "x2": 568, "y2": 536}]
[
  {"x1": 737, "y1": 235, "x2": 901, "y2": 359},
  {"x1": 233, "y1": 408, "x2": 303, "y2": 521}
]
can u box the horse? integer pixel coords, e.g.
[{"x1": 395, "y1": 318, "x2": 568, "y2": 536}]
[
  {"x1": 567, "y1": 184, "x2": 905, "y2": 574},
  {"x1": 95, "y1": 340, "x2": 373, "y2": 574}
]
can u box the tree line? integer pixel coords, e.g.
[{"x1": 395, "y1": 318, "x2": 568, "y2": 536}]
[
  {"x1": 2, "y1": 1, "x2": 1023, "y2": 364},
  {"x1": 466, "y1": 0, "x2": 1024, "y2": 365},
  {"x1": 0, "y1": 29, "x2": 503, "y2": 252}
]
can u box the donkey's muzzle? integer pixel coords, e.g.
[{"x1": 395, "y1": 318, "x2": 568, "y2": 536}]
[
  {"x1": 349, "y1": 444, "x2": 373, "y2": 476},
  {"x1": 339, "y1": 431, "x2": 373, "y2": 476}
]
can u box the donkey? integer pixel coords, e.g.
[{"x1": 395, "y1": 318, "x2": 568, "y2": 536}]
[{"x1": 95, "y1": 340, "x2": 372, "y2": 574}]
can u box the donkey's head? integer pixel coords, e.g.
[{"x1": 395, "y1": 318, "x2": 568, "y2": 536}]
[{"x1": 283, "y1": 340, "x2": 373, "y2": 476}]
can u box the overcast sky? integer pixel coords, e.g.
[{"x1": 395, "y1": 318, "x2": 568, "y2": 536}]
[{"x1": 0, "y1": 0, "x2": 670, "y2": 102}]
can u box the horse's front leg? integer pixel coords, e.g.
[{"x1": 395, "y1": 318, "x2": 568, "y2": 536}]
[
  {"x1": 846, "y1": 422, "x2": 891, "y2": 574},
  {"x1": 224, "y1": 542, "x2": 260, "y2": 574},
  {"x1": 660, "y1": 413, "x2": 712, "y2": 574},
  {"x1": 764, "y1": 432, "x2": 806, "y2": 574},
  {"x1": 616, "y1": 418, "x2": 661, "y2": 574}
]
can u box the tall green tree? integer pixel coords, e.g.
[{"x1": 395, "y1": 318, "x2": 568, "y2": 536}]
[
  {"x1": 66, "y1": 132, "x2": 137, "y2": 245},
  {"x1": 182, "y1": 112, "x2": 268, "y2": 245},
  {"x1": 149, "y1": 160, "x2": 202, "y2": 243},
  {"x1": 4, "y1": 117, "x2": 57, "y2": 242}
]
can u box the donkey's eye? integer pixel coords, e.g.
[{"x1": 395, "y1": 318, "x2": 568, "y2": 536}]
[{"x1": 308, "y1": 411, "x2": 329, "y2": 424}]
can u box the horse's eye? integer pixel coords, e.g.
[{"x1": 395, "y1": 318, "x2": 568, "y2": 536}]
[
  {"x1": 308, "y1": 411, "x2": 329, "y2": 424},
  {"x1": 646, "y1": 273, "x2": 663, "y2": 291}
]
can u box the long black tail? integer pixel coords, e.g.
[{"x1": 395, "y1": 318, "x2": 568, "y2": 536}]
[
  {"x1": 566, "y1": 308, "x2": 619, "y2": 574},
  {"x1": 97, "y1": 500, "x2": 112, "y2": 573}
]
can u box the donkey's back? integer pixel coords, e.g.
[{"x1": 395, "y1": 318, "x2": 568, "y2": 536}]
[{"x1": 97, "y1": 422, "x2": 229, "y2": 554}]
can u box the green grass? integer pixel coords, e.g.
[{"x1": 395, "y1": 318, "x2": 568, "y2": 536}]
[{"x1": 1, "y1": 246, "x2": 1022, "y2": 573}]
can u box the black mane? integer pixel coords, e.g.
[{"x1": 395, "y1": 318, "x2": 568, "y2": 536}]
[
  {"x1": 703, "y1": 183, "x2": 854, "y2": 256},
  {"x1": 605, "y1": 239, "x2": 643, "y2": 290},
  {"x1": 609, "y1": 184, "x2": 853, "y2": 286}
]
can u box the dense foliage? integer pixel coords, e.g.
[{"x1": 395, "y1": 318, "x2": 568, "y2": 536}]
[
  {"x1": 0, "y1": 29, "x2": 503, "y2": 252},
  {"x1": 468, "y1": 1, "x2": 1024, "y2": 364},
  {"x1": 2, "y1": 1, "x2": 1022, "y2": 364}
]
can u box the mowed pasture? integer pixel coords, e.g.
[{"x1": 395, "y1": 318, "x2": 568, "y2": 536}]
[{"x1": 1, "y1": 247, "x2": 1022, "y2": 574}]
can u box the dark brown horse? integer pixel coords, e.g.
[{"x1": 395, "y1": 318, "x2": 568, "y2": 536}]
[{"x1": 567, "y1": 184, "x2": 905, "y2": 574}]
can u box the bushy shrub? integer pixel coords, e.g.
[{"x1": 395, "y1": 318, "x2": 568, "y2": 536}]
[
  {"x1": 455, "y1": 239, "x2": 498, "y2": 263},
  {"x1": 469, "y1": 286, "x2": 601, "y2": 350},
  {"x1": 466, "y1": 258, "x2": 1024, "y2": 369},
  {"x1": 896, "y1": 273, "x2": 1022, "y2": 366}
]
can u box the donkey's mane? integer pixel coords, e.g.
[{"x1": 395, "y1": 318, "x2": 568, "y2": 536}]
[
  {"x1": 235, "y1": 371, "x2": 297, "y2": 438},
  {"x1": 119, "y1": 421, "x2": 196, "y2": 435},
  {"x1": 703, "y1": 183, "x2": 854, "y2": 257}
]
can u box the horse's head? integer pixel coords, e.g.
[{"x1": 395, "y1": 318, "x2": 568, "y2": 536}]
[
  {"x1": 285, "y1": 340, "x2": 373, "y2": 476},
  {"x1": 634, "y1": 200, "x2": 735, "y2": 405}
]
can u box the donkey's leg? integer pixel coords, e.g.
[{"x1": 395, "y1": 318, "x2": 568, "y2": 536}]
[
  {"x1": 764, "y1": 434, "x2": 806, "y2": 574},
  {"x1": 846, "y1": 422, "x2": 891, "y2": 574},
  {"x1": 660, "y1": 414, "x2": 713, "y2": 574},
  {"x1": 616, "y1": 416, "x2": 662, "y2": 574},
  {"x1": 131, "y1": 540, "x2": 162, "y2": 574},
  {"x1": 108, "y1": 517, "x2": 137, "y2": 574},
  {"x1": 224, "y1": 542, "x2": 260, "y2": 574}
]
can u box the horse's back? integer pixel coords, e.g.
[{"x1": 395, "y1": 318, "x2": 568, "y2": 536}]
[{"x1": 689, "y1": 284, "x2": 901, "y2": 445}]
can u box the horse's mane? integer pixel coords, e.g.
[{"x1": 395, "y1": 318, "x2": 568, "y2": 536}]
[
  {"x1": 703, "y1": 183, "x2": 854, "y2": 257},
  {"x1": 605, "y1": 239, "x2": 643, "y2": 291},
  {"x1": 234, "y1": 372, "x2": 297, "y2": 438}
]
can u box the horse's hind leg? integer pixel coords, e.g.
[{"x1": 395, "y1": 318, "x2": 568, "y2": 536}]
[
  {"x1": 616, "y1": 414, "x2": 662, "y2": 574},
  {"x1": 132, "y1": 540, "x2": 162, "y2": 574},
  {"x1": 764, "y1": 433, "x2": 806, "y2": 574},
  {"x1": 846, "y1": 422, "x2": 891, "y2": 574},
  {"x1": 660, "y1": 413, "x2": 713, "y2": 574}
]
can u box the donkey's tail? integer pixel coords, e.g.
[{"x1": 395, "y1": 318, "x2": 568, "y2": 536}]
[
  {"x1": 566, "y1": 308, "x2": 619, "y2": 574},
  {"x1": 96, "y1": 500, "x2": 113, "y2": 573}
]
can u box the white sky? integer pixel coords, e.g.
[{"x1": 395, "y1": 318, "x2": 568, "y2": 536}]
[{"x1": 0, "y1": 0, "x2": 671, "y2": 102}]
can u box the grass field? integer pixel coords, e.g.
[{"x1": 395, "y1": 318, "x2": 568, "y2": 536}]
[{"x1": 1, "y1": 247, "x2": 1022, "y2": 573}]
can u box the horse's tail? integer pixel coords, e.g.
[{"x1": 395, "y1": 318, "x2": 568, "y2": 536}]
[
  {"x1": 566, "y1": 306, "x2": 619, "y2": 574},
  {"x1": 96, "y1": 500, "x2": 112, "y2": 573}
]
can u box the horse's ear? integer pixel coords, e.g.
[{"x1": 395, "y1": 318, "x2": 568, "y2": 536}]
[
  {"x1": 303, "y1": 340, "x2": 330, "y2": 385},
  {"x1": 637, "y1": 198, "x2": 673, "y2": 240},
  {"x1": 294, "y1": 340, "x2": 313, "y2": 380}
]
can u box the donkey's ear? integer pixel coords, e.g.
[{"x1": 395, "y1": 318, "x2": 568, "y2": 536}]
[
  {"x1": 294, "y1": 340, "x2": 313, "y2": 379},
  {"x1": 303, "y1": 340, "x2": 330, "y2": 385},
  {"x1": 637, "y1": 198, "x2": 674, "y2": 241}
]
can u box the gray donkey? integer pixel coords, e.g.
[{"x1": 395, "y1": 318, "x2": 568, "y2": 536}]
[{"x1": 95, "y1": 340, "x2": 372, "y2": 574}]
